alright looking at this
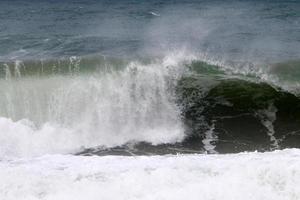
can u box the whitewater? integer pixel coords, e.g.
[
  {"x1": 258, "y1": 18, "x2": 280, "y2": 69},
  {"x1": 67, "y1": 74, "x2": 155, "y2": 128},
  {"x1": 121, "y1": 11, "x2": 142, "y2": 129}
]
[
  {"x1": 1, "y1": 149, "x2": 300, "y2": 200},
  {"x1": 1, "y1": 54, "x2": 300, "y2": 200},
  {"x1": 1, "y1": 0, "x2": 300, "y2": 199}
]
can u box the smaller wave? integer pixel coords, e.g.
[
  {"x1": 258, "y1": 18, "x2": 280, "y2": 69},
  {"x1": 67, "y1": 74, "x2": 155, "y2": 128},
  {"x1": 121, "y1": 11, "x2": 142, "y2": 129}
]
[
  {"x1": 0, "y1": 55, "x2": 129, "y2": 79},
  {"x1": 149, "y1": 11, "x2": 160, "y2": 17}
]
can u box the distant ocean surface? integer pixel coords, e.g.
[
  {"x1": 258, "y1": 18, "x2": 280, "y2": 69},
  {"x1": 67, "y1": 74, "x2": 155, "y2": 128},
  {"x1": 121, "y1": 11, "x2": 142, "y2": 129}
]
[{"x1": 0, "y1": 0, "x2": 300, "y2": 199}]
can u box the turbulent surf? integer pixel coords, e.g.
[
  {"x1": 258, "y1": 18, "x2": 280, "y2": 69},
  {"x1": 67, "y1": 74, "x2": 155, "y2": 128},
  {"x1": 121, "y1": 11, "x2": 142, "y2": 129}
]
[{"x1": 0, "y1": 0, "x2": 300, "y2": 199}]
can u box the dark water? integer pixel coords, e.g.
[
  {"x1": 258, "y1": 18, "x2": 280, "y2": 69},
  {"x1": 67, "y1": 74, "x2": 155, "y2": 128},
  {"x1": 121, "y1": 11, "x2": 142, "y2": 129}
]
[
  {"x1": 0, "y1": 0, "x2": 300, "y2": 157},
  {"x1": 0, "y1": 0, "x2": 299, "y2": 61}
]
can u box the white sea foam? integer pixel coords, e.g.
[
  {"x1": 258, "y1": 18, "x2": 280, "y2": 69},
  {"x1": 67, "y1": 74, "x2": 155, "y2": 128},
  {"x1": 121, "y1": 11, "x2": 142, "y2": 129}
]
[
  {"x1": 256, "y1": 103, "x2": 279, "y2": 150},
  {"x1": 202, "y1": 120, "x2": 218, "y2": 153},
  {"x1": 0, "y1": 149, "x2": 300, "y2": 200},
  {"x1": 0, "y1": 54, "x2": 194, "y2": 158}
]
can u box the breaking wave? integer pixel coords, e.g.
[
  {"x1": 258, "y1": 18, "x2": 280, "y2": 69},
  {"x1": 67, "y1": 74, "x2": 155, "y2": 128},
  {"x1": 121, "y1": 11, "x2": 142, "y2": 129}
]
[{"x1": 0, "y1": 54, "x2": 300, "y2": 157}]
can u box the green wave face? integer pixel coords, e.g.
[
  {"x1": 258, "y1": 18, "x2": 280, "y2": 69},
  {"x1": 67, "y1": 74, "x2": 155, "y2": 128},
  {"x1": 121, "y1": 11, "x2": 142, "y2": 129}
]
[
  {"x1": 0, "y1": 55, "x2": 130, "y2": 78},
  {"x1": 177, "y1": 74, "x2": 300, "y2": 153}
]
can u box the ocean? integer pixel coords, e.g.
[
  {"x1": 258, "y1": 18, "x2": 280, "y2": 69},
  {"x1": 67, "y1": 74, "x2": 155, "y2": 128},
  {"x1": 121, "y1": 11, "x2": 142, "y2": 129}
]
[{"x1": 0, "y1": 0, "x2": 300, "y2": 199}]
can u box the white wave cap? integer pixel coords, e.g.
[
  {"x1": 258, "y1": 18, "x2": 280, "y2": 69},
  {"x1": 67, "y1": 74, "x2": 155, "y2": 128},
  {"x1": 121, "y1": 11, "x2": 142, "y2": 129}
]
[
  {"x1": 0, "y1": 149, "x2": 300, "y2": 200},
  {"x1": 0, "y1": 54, "x2": 192, "y2": 158}
]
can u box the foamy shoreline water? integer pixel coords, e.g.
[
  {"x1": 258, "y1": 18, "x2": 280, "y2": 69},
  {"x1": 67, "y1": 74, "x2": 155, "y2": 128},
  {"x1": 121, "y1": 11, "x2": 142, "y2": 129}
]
[{"x1": 1, "y1": 149, "x2": 299, "y2": 200}]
